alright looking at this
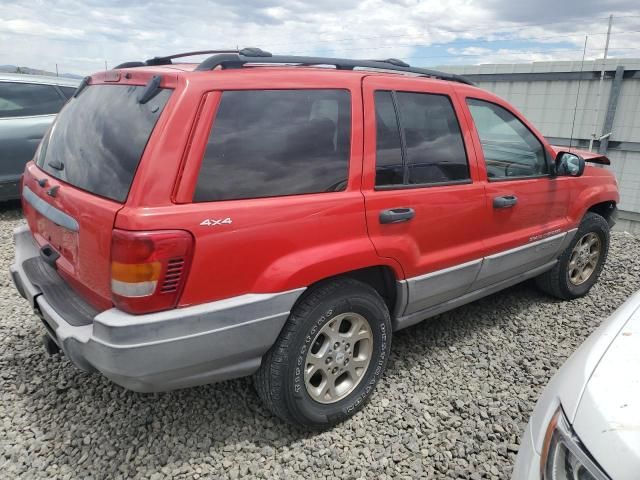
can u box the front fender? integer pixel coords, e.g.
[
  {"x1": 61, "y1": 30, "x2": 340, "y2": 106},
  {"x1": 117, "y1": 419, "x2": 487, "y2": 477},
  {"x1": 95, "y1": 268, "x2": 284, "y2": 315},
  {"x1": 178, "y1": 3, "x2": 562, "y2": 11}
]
[{"x1": 568, "y1": 168, "x2": 619, "y2": 225}]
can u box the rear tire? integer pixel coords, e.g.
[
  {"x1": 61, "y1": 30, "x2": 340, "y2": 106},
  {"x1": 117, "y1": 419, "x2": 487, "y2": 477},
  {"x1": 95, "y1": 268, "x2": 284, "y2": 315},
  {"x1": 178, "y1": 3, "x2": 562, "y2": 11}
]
[
  {"x1": 535, "y1": 212, "x2": 610, "y2": 300},
  {"x1": 254, "y1": 278, "x2": 392, "y2": 429}
]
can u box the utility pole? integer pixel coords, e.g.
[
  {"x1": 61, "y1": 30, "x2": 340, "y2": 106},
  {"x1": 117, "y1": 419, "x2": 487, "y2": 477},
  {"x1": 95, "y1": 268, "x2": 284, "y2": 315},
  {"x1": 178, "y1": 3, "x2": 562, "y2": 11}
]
[
  {"x1": 55, "y1": 63, "x2": 59, "y2": 77},
  {"x1": 105, "y1": 60, "x2": 108, "y2": 71},
  {"x1": 589, "y1": 14, "x2": 613, "y2": 151}
]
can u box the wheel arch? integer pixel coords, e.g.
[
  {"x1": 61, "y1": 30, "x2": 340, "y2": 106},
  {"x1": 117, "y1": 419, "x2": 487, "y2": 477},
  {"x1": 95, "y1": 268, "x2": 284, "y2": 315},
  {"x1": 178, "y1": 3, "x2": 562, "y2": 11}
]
[
  {"x1": 586, "y1": 200, "x2": 618, "y2": 227},
  {"x1": 569, "y1": 182, "x2": 619, "y2": 228},
  {"x1": 291, "y1": 265, "x2": 401, "y2": 319}
]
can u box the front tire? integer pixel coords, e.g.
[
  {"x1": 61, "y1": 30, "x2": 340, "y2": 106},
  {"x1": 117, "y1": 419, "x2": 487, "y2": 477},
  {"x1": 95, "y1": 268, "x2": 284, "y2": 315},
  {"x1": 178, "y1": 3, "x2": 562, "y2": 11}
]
[
  {"x1": 536, "y1": 212, "x2": 610, "y2": 300},
  {"x1": 254, "y1": 278, "x2": 392, "y2": 429}
]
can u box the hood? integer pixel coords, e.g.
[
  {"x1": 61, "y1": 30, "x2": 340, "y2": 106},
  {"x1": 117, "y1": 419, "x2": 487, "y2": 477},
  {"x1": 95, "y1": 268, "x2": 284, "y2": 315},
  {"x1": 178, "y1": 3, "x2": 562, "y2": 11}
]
[
  {"x1": 527, "y1": 291, "x2": 640, "y2": 456},
  {"x1": 550, "y1": 145, "x2": 610, "y2": 165},
  {"x1": 572, "y1": 300, "x2": 640, "y2": 480}
]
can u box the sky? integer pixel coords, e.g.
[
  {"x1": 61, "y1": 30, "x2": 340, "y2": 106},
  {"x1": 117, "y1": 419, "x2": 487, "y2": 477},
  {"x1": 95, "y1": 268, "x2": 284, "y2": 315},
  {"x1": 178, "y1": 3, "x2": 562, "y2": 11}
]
[{"x1": 1, "y1": 0, "x2": 640, "y2": 75}]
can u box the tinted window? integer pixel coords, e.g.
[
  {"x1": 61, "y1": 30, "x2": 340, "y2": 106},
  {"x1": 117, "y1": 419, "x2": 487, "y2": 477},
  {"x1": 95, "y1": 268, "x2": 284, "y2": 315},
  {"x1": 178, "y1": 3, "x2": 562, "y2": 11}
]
[
  {"x1": 467, "y1": 98, "x2": 547, "y2": 179},
  {"x1": 194, "y1": 89, "x2": 351, "y2": 202},
  {"x1": 58, "y1": 86, "x2": 78, "y2": 99},
  {"x1": 37, "y1": 84, "x2": 171, "y2": 202},
  {"x1": 396, "y1": 92, "x2": 469, "y2": 185},
  {"x1": 375, "y1": 91, "x2": 404, "y2": 186},
  {"x1": 0, "y1": 82, "x2": 65, "y2": 118},
  {"x1": 374, "y1": 91, "x2": 469, "y2": 187}
]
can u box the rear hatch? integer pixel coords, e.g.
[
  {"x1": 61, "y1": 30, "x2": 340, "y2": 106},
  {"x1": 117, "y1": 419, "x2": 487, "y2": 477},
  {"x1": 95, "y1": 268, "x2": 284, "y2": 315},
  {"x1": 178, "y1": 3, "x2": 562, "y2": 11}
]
[{"x1": 21, "y1": 75, "x2": 173, "y2": 310}]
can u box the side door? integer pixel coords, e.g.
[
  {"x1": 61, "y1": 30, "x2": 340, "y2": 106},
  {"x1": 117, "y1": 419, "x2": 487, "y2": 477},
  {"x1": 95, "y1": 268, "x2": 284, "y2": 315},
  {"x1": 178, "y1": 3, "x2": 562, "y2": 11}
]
[
  {"x1": 0, "y1": 81, "x2": 65, "y2": 187},
  {"x1": 457, "y1": 93, "x2": 572, "y2": 289},
  {"x1": 362, "y1": 76, "x2": 489, "y2": 319}
]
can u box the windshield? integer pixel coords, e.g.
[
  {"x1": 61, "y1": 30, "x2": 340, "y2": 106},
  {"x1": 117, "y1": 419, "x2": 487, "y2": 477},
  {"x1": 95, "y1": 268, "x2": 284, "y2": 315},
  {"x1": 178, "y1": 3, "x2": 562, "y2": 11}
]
[{"x1": 36, "y1": 84, "x2": 171, "y2": 202}]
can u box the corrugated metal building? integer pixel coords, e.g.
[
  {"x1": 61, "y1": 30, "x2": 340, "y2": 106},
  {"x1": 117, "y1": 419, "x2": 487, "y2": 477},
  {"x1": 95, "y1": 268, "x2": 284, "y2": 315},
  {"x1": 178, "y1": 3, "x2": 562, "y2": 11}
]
[{"x1": 439, "y1": 59, "x2": 640, "y2": 232}]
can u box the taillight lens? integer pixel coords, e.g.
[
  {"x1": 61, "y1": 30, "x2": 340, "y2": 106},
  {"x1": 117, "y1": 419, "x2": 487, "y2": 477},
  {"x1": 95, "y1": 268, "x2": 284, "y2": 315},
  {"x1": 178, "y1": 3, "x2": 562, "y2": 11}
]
[{"x1": 110, "y1": 229, "x2": 194, "y2": 314}]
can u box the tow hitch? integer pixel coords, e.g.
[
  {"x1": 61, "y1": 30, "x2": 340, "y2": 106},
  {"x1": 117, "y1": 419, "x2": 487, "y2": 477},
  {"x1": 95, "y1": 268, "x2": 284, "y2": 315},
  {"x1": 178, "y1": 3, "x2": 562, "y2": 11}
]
[{"x1": 42, "y1": 334, "x2": 61, "y2": 356}]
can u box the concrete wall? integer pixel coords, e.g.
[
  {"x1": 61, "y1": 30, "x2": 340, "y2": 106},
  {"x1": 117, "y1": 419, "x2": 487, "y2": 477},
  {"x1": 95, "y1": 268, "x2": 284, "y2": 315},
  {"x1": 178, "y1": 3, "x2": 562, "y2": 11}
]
[{"x1": 437, "y1": 59, "x2": 640, "y2": 230}]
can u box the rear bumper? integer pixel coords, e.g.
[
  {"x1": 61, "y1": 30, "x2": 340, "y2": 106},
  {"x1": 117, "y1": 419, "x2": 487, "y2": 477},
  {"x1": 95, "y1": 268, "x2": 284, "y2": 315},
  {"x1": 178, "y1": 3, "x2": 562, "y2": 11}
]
[{"x1": 10, "y1": 224, "x2": 304, "y2": 392}]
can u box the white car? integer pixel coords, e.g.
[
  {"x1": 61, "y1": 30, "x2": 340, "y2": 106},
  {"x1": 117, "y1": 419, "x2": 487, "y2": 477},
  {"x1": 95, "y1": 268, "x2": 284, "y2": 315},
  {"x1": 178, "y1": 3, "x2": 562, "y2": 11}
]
[{"x1": 513, "y1": 291, "x2": 640, "y2": 479}]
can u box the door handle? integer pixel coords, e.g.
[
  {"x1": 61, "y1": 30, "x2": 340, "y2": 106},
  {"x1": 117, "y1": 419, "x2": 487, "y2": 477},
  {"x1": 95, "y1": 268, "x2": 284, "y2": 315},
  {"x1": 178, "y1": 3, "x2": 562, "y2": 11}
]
[
  {"x1": 379, "y1": 207, "x2": 415, "y2": 224},
  {"x1": 493, "y1": 195, "x2": 518, "y2": 209}
]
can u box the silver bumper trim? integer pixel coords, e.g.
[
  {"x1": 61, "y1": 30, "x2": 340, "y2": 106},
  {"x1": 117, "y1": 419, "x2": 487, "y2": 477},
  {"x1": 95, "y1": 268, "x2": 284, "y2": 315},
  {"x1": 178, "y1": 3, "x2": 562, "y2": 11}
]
[{"x1": 10, "y1": 224, "x2": 305, "y2": 392}]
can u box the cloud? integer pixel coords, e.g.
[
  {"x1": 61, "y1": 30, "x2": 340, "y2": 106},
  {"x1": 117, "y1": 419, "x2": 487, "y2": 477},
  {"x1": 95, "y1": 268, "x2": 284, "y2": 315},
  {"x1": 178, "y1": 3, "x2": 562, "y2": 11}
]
[
  {"x1": 483, "y1": 0, "x2": 631, "y2": 22},
  {"x1": 0, "y1": 0, "x2": 639, "y2": 74}
]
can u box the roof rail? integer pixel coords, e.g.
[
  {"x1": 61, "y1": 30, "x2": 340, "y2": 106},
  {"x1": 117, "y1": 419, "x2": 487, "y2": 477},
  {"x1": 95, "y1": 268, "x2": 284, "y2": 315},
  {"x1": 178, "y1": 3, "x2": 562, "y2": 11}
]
[
  {"x1": 194, "y1": 51, "x2": 474, "y2": 85},
  {"x1": 114, "y1": 47, "x2": 473, "y2": 85},
  {"x1": 113, "y1": 47, "x2": 270, "y2": 69}
]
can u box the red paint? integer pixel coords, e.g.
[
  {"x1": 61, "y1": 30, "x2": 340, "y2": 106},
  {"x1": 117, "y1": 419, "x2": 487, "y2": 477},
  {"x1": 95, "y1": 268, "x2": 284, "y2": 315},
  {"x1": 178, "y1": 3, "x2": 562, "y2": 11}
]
[
  {"x1": 21, "y1": 65, "x2": 619, "y2": 314},
  {"x1": 110, "y1": 229, "x2": 194, "y2": 314}
]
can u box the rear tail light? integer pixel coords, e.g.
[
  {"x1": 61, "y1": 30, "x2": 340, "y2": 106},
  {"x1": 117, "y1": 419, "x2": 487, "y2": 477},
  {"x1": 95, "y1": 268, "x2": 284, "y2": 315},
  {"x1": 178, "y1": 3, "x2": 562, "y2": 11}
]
[{"x1": 110, "y1": 229, "x2": 194, "y2": 314}]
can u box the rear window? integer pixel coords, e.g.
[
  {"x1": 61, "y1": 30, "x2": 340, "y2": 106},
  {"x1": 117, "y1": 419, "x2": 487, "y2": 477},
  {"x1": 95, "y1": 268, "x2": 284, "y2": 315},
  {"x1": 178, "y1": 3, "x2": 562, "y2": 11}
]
[
  {"x1": 194, "y1": 89, "x2": 351, "y2": 202},
  {"x1": 36, "y1": 84, "x2": 171, "y2": 202}
]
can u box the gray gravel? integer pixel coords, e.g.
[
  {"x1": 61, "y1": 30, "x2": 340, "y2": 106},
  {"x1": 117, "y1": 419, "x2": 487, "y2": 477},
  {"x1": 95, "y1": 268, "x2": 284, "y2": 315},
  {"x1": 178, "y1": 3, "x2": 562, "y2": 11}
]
[{"x1": 2, "y1": 202, "x2": 640, "y2": 480}]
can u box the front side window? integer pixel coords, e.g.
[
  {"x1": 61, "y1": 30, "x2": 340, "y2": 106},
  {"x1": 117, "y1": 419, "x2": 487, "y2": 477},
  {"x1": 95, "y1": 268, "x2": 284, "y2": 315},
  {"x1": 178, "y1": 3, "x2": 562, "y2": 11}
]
[
  {"x1": 467, "y1": 98, "x2": 548, "y2": 179},
  {"x1": 374, "y1": 90, "x2": 469, "y2": 187},
  {"x1": 0, "y1": 82, "x2": 65, "y2": 118},
  {"x1": 194, "y1": 89, "x2": 351, "y2": 202}
]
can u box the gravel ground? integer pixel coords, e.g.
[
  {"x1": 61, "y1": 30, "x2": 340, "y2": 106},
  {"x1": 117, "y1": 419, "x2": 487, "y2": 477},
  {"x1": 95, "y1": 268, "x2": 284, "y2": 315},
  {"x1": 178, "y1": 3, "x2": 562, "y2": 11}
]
[{"x1": 1, "y1": 202, "x2": 640, "y2": 480}]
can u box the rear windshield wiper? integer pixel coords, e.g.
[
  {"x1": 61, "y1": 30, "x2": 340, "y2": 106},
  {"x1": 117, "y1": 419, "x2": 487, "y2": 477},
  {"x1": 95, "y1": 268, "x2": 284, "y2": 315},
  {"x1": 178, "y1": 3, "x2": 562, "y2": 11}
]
[
  {"x1": 47, "y1": 159, "x2": 64, "y2": 171},
  {"x1": 73, "y1": 76, "x2": 91, "y2": 98},
  {"x1": 138, "y1": 75, "x2": 162, "y2": 104}
]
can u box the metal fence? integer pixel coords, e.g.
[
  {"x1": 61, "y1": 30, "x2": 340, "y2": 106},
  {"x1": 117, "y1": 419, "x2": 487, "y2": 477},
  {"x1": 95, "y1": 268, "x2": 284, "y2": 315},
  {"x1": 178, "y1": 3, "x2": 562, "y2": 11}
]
[{"x1": 439, "y1": 59, "x2": 640, "y2": 233}]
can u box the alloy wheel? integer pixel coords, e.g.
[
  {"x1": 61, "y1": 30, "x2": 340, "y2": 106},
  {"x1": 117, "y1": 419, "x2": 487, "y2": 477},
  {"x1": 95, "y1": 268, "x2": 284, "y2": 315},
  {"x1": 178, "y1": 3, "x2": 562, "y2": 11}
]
[
  {"x1": 304, "y1": 312, "x2": 373, "y2": 404},
  {"x1": 568, "y1": 232, "x2": 601, "y2": 285}
]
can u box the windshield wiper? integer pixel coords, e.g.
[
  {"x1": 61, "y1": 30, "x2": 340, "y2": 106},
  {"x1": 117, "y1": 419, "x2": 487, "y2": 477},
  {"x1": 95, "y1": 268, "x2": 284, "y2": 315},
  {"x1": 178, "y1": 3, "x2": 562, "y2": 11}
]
[
  {"x1": 73, "y1": 76, "x2": 91, "y2": 98},
  {"x1": 47, "y1": 159, "x2": 64, "y2": 171},
  {"x1": 138, "y1": 75, "x2": 162, "y2": 104}
]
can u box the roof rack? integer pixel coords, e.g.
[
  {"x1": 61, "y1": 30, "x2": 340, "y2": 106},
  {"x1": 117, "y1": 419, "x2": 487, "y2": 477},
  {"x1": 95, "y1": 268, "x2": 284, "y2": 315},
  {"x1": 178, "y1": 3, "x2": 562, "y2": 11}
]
[
  {"x1": 115, "y1": 47, "x2": 474, "y2": 85},
  {"x1": 113, "y1": 48, "x2": 270, "y2": 69},
  {"x1": 195, "y1": 51, "x2": 474, "y2": 85}
]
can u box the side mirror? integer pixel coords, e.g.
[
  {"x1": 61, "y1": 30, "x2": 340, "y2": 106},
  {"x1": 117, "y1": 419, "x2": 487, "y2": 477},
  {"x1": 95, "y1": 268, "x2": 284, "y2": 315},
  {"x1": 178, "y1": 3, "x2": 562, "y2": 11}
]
[{"x1": 555, "y1": 152, "x2": 585, "y2": 177}]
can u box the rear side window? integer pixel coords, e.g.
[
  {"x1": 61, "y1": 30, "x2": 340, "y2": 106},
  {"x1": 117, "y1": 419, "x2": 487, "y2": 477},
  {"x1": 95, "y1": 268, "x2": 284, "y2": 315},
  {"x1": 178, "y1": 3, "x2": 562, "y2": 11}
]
[
  {"x1": 0, "y1": 82, "x2": 65, "y2": 118},
  {"x1": 374, "y1": 91, "x2": 404, "y2": 186},
  {"x1": 194, "y1": 89, "x2": 351, "y2": 202},
  {"x1": 374, "y1": 91, "x2": 469, "y2": 187},
  {"x1": 37, "y1": 84, "x2": 171, "y2": 202}
]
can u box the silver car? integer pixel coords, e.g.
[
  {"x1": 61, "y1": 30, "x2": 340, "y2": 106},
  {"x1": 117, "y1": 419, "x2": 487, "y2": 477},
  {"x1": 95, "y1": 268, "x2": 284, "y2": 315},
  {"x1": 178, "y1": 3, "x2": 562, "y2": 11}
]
[
  {"x1": 513, "y1": 291, "x2": 640, "y2": 479},
  {"x1": 0, "y1": 73, "x2": 79, "y2": 200}
]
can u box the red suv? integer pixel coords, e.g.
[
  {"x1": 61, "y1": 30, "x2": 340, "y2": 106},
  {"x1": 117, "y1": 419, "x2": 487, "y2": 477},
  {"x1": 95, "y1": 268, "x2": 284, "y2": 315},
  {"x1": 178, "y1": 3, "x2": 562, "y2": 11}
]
[{"x1": 10, "y1": 49, "x2": 619, "y2": 428}]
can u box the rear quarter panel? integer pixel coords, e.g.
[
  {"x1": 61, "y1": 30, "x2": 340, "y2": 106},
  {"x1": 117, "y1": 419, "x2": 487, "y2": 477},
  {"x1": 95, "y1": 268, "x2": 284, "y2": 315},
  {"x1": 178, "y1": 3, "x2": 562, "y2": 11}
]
[{"x1": 117, "y1": 69, "x2": 403, "y2": 306}]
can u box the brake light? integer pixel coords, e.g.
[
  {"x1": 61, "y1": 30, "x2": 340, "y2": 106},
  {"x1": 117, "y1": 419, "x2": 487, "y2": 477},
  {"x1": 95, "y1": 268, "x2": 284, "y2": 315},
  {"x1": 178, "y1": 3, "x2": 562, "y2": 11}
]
[{"x1": 110, "y1": 229, "x2": 194, "y2": 314}]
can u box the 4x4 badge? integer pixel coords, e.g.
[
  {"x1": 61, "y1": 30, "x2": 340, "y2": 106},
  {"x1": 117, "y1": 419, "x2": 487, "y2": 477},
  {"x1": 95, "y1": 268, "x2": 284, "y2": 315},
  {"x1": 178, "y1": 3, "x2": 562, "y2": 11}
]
[{"x1": 200, "y1": 218, "x2": 232, "y2": 226}]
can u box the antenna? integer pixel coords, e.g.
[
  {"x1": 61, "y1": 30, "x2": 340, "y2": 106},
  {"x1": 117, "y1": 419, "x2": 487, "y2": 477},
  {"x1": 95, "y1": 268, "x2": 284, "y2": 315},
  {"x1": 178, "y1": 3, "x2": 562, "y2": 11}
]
[
  {"x1": 569, "y1": 35, "x2": 588, "y2": 152},
  {"x1": 589, "y1": 14, "x2": 614, "y2": 152}
]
